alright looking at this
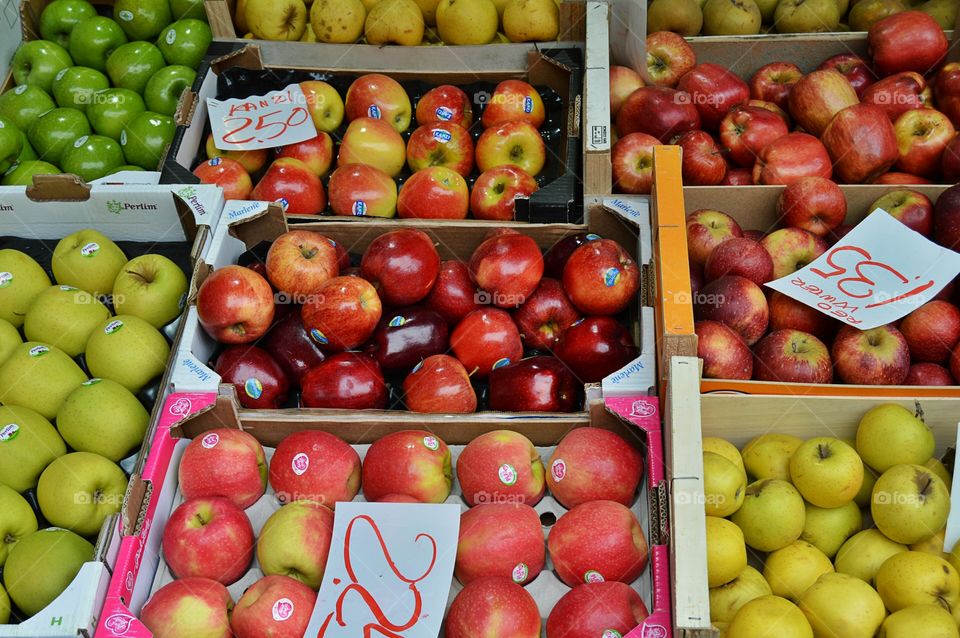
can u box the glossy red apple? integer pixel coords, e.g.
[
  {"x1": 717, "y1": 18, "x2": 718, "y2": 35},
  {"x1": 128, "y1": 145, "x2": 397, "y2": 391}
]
[
  {"x1": 753, "y1": 329, "x2": 833, "y2": 384},
  {"x1": 402, "y1": 354, "x2": 476, "y2": 413},
  {"x1": 470, "y1": 165, "x2": 538, "y2": 221},
  {"x1": 777, "y1": 176, "x2": 847, "y2": 236},
  {"x1": 719, "y1": 105, "x2": 789, "y2": 168},
  {"x1": 753, "y1": 132, "x2": 833, "y2": 185},
  {"x1": 894, "y1": 108, "x2": 955, "y2": 177},
  {"x1": 368, "y1": 307, "x2": 448, "y2": 374},
  {"x1": 162, "y1": 496, "x2": 255, "y2": 585},
  {"x1": 397, "y1": 165, "x2": 469, "y2": 220},
  {"x1": 425, "y1": 260, "x2": 482, "y2": 325},
  {"x1": 545, "y1": 427, "x2": 643, "y2": 508},
  {"x1": 768, "y1": 291, "x2": 836, "y2": 340},
  {"x1": 869, "y1": 10, "x2": 948, "y2": 76},
  {"x1": 179, "y1": 428, "x2": 267, "y2": 510},
  {"x1": 874, "y1": 172, "x2": 933, "y2": 185},
  {"x1": 361, "y1": 229, "x2": 440, "y2": 306},
  {"x1": 761, "y1": 227, "x2": 828, "y2": 279},
  {"x1": 934, "y1": 183, "x2": 960, "y2": 250},
  {"x1": 450, "y1": 308, "x2": 524, "y2": 378},
  {"x1": 697, "y1": 275, "x2": 769, "y2": 346},
  {"x1": 645, "y1": 30, "x2": 696, "y2": 88},
  {"x1": 861, "y1": 72, "x2": 930, "y2": 122},
  {"x1": 327, "y1": 163, "x2": 398, "y2": 218},
  {"x1": 457, "y1": 429, "x2": 545, "y2": 506},
  {"x1": 899, "y1": 300, "x2": 960, "y2": 363},
  {"x1": 543, "y1": 233, "x2": 594, "y2": 280},
  {"x1": 344, "y1": 73, "x2": 411, "y2": 132},
  {"x1": 362, "y1": 430, "x2": 452, "y2": 503},
  {"x1": 406, "y1": 121, "x2": 474, "y2": 176},
  {"x1": 818, "y1": 54, "x2": 876, "y2": 98},
  {"x1": 611, "y1": 132, "x2": 659, "y2": 194},
  {"x1": 722, "y1": 167, "x2": 754, "y2": 185},
  {"x1": 747, "y1": 99, "x2": 790, "y2": 125},
  {"x1": 488, "y1": 355, "x2": 577, "y2": 412},
  {"x1": 301, "y1": 276, "x2": 382, "y2": 351},
  {"x1": 704, "y1": 237, "x2": 773, "y2": 285},
  {"x1": 250, "y1": 158, "x2": 325, "y2": 215},
  {"x1": 275, "y1": 132, "x2": 334, "y2": 177},
  {"x1": 905, "y1": 362, "x2": 955, "y2": 385},
  {"x1": 416, "y1": 84, "x2": 473, "y2": 128},
  {"x1": 749, "y1": 62, "x2": 802, "y2": 110},
  {"x1": 300, "y1": 353, "x2": 388, "y2": 410},
  {"x1": 512, "y1": 278, "x2": 581, "y2": 349},
  {"x1": 269, "y1": 430, "x2": 361, "y2": 507},
  {"x1": 562, "y1": 238, "x2": 640, "y2": 316},
  {"x1": 675, "y1": 130, "x2": 726, "y2": 186},
  {"x1": 696, "y1": 320, "x2": 753, "y2": 380},
  {"x1": 215, "y1": 345, "x2": 290, "y2": 409},
  {"x1": 616, "y1": 86, "x2": 700, "y2": 143},
  {"x1": 553, "y1": 317, "x2": 638, "y2": 383},
  {"x1": 787, "y1": 69, "x2": 859, "y2": 138},
  {"x1": 832, "y1": 324, "x2": 911, "y2": 385},
  {"x1": 935, "y1": 62, "x2": 960, "y2": 129},
  {"x1": 264, "y1": 307, "x2": 327, "y2": 385},
  {"x1": 266, "y1": 230, "x2": 340, "y2": 298},
  {"x1": 942, "y1": 135, "x2": 960, "y2": 182},
  {"x1": 868, "y1": 189, "x2": 934, "y2": 236},
  {"x1": 823, "y1": 103, "x2": 899, "y2": 184},
  {"x1": 193, "y1": 157, "x2": 252, "y2": 200},
  {"x1": 455, "y1": 503, "x2": 545, "y2": 585},
  {"x1": 469, "y1": 231, "x2": 543, "y2": 308},
  {"x1": 197, "y1": 265, "x2": 275, "y2": 344},
  {"x1": 481, "y1": 79, "x2": 545, "y2": 129},
  {"x1": 547, "y1": 582, "x2": 649, "y2": 638},
  {"x1": 445, "y1": 578, "x2": 540, "y2": 638},
  {"x1": 677, "y1": 62, "x2": 750, "y2": 131},
  {"x1": 686, "y1": 209, "x2": 743, "y2": 268}
]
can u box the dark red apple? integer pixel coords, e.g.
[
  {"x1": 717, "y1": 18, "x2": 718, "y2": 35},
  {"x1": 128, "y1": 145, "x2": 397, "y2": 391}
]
[
  {"x1": 367, "y1": 307, "x2": 449, "y2": 374},
  {"x1": 832, "y1": 324, "x2": 911, "y2": 385},
  {"x1": 360, "y1": 229, "x2": 440, "y2": 307},
  {"x1": 675, "y1": 130, "x2": 727, "y2": 186},
  {"x1": 934, "y1": 183, "x2": 960, "y2": 250},
  {"x1": 768, "y1": 291, "x2": 836, "y2": 340},
  {"x1": 553, "y1": 317, "x2": 638, "y2": 384},
  {"x1": 696, "y1": 320, "x2": 753, "y2": 380},
  {"x1": 905, "y1": 362, "x2": 955, "y2": 385},
  {"x1": 543, "y1": 233, "x2": 594, "y2": 279},
  {"x1": 749, "y1": 62, "x2": 803, "y2": 110},
  {"x1": 450, "y1": 308, "x2": 524, "y2": 378},
  {"x1": 263, "y1": 307, "x2": 326, "y2": 385},
  {"x1": 861, "y1": 73, "x2": 930, "y2": 122},
  {"x1": 301, "y1": 276, "x2": 382, "y2": 351},
  {"x1": 777, "y1": 176, "x2": 847, "y2": 236},
  {"x1": 874, "y1": 172, "x2": 933, "y2": 185},
  {"x1": 718, "y1": 105, "x2": 789, "y2": 168},
  {"x1": 425, "y1": 260, "x2": 482, "y2": 325},
  {"x1": 935, "y1": 62, "x2": 960, "y2": 130},
  {"x1": 869, "y1": 11, "x2": 948, "y2": 76},
  {"x1": 942, "y1": 135, "x2": 960, "y2": 182},
  {"x1": 402, "y1": 354, "x2": 477, "y2": 413},
  {"x1": 686, "y1": 209, "x2": 744, "y2": 268},
  {"x1": 469, "y1": 231, "x2": 544, "y2": 308},
  {"x1": 300, "y1": 352, "x2": 388, "y2": 409},
  {"x1": 677, "y1": 62, "x2": 750, "y2": 131},
  {"x1": 488, "y1": 356, "x2": 577, "y2": 412},
  {"x1": 753, "y1": 329, "x2": 833, "y2": 384},
  {"x1": 753, "y1": 132, "x2": 833, "y2": 185},
  {"x1": 704, "y1": 237, "x2": 774, "y2": 285},
  {"x1": 214, "y1": 346, "x2": 289, "y2": 409},
  {"x1": 822, "y1": 103, "x2": 899, "y2": 184},
  {"x1": 562, "y1": 238, "x2": 640, "y2": 316},
  {"x1": 721, "y1": 167, "x2": 754, "y2": 185},
  {"x1": 512, "y1": 278, "x2": 581, "y2": 349},
  {"x1": 868, "y1": 189, "x2": 934, "y2": 236},
  {"x1": 818, "y1": 54, "x2": 876, "y2": 98},
  {"x1": 899, "y1": 300, "x2": 960, "y2": 363},
  {"x1": 696, "y1": 275, "x2": 769, "y2": 346},
  {"x1": 615, "y1": 86, "x2": 701, "y2": 143}
]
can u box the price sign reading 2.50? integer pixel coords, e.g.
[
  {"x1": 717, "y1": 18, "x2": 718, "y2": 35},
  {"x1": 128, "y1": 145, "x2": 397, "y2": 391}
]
[{"x1": 207, "y1": 84, "x2": 318, "y2": 151}]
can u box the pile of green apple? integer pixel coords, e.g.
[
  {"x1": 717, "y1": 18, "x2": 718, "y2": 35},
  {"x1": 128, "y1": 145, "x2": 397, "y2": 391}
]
[
  {"x1": 0, "y1": 0, "x2": 212, "y2": 185},
  {"x1": 0, "y1": 229, "x2": 187, "y2": 623},
  {"x1": 703, "y1": 403, "x2": 958, "y2": 637}
]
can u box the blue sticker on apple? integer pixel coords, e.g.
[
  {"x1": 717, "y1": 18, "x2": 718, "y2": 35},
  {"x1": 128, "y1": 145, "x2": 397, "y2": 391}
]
[
  {"x1": 311, "y1": 329, "x2": 329, "y2": 345},
  {"x1": 244, "y1": 378, "x2": 263, "y2": 400},
  {"x1": 604, "y1": 268, "x2": 621, "y2": 287},
  {"x1": 433, "y1": 129, "x2": 452, "y2": 143},
  {"x1": 524, "y1": 96, "x2": 533, "y2": 113},
  {"x1": 492, "y1": 358, "x2": 511, "y2": 369},
  {"x1": 412, "y1": 360, "x2": 424, "y2": 373},
  {"x1": 389, "y1": 316, "x2": 406, "y2": 327},
  {"x1": 368, "y1": 104, "x2": 381, "y2": 118},
  {"x1": 436, "y1": 106, "x2": 454, "y2": 121},
  {"x1": 586, "y1": 233, "x2": 601, "y2": 241},
  {"x1": 352, "y1": 200, "x2": 366, "y2": 216},
  {"x1": 210, "y1": 157, "x2": 221, "y2": 166}
]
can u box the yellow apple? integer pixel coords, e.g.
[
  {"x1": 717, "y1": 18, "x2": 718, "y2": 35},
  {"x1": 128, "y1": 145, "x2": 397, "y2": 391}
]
[
  {"x1": 702, "y1": 0, "x2": 762, "y2": 34},
  {"x1": 706, "y1": 515, "x2": 747, "y2": 588},
  {"x1": 798, "y1": 572, "x2": 885, "y2": 638},
  {"x1": 763, "y1": 540, "x2": 834, "y2": 602},
  {"x1": 246, "y1": 0, "x2": 308, "y2": 39},
  {"x1": 502, "y1": 0, "x2": 559, "y2": 42},
  {"x1": 856, "y1": 403, "x2": 935, "y2": 473},
  {"x1": 854, "y1": 465, "x2": 879, "y2": 508},
  {"x1": 872, "y1": 463, "x2": 949, "y2": 545},
  {"x1": 875, "y1": 551, "x2": 960, "y2": 612},
  {"x1": 300, "y1": 81, "x2": 345, "y2": 133},
  {"x1": 710, "y1": 565, "x2": 772, "y2": 623},
  {"x1": 881, "y1": 604, "x2": 959, "y2": 638},
  {"x1": 436, "y1": 0, "x2": 498, "y2": 43},
  {"x1": 800, "y1": 500, "x2": 862, "y2": 558},
  {"x1": 310, "y1": 0, "x2": 365, "y2": 42},
  {"x1": 789, "y1": 437, "x2": 863, "y2": 508},
  {"x1": 235, "y1": 0, "x2": 250, "y2": 32},
  {"x1": 727, "y1": 596, "x2": 813, "y2": 638},
  {"x1": 300, "y1": 23, "x2": 317, "y2": 40},
  {"x1": 835, "y1": 529, "x2": 908, "y2": 583},
  {"x1": 911, "y1": 527, "x2": 947, "y2": 558},
  {"x1": 729, "y1": 479, "x2": 806, "y2": 552},
  {"x1": 926, "y1": 457, "x2": 952, "y2": 493},
  {"x1": 364, "y1": 0, "x2": 424, "y2": 44},
  {"x1": 741, "y1": 433, "x2": 803, "y2": 481},
  {"x1": 414, "y1": 0, "x2": 442, "y2": 23},
  {"x1": 703, "y1": 451, "x2": 746, "y2": 517},
  {"x1": 704, "y1": 437, "x2": 747, "y2": 479}
]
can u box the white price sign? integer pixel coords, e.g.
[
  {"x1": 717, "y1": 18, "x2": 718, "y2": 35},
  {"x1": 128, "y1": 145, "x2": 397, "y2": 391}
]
[
  {"x1": 766, "y1": 211, "x2": 960, "y2": 330},
  {"x1": 206, "y1": 84, "x2": 317, "y2": 151},
  {"x1": 305, "y1": 502, "x2": 459, "y2": 638}
]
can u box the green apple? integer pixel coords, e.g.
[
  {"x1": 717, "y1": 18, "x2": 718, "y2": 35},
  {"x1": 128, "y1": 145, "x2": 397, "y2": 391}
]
[
  {"x1": 0, "y1": 404, "x2": 67, "y2": 491},
  {"x1": 0, "y1": 319, "x2": 22, "y2": 365},
  {"x1": 0, "y1": 249, "x2": 51, "y2": 328},
  {"x1": 114, "y1": 0, "x2": 173, "y2": 40},
  {"x1": 57, "y1": 378, "x2": 148, "y2": 461},
  {"x1": 37, "y1": 451, "x2": 127, "y2": 537},
  {"x1": 68, "y1": 16, "x2": 128, "y2": 72},
  {"x1": 52, "y1": 66, "x2": 110, "y2": 112},
  {"x1": 0, "y1": 343, "x2": 88, "y2": 420},
  {"x1": 52, "y1": 228, "x2": 128, "y2": 296},
  {"x1": 86, "y1": 88, "x2": 146, "y2": 141},
  {"x1": 709, "y1": 565, "x2": 771, "y2": 624},
  {"x1": 856, "y1": 403, "x2": 936, "y2": 473},
  {"x1": 798, "y1": 572, "x2": 885, "y2": 638},
  {"x1": 120, "y1": 111, "x2": 175, "y2": 170},
  {"x1": 763, "y1": 540, "x2": 834, "y2": 602},
  {"x1": 872, "y1": 463, "x2": 950, "y2": 545},
  {"x1": 0, "y1": 581, "x2": 8, "y2": 624},
  {"x1": 60, "y1": 134, "x2": 127, "y2": 182},
  {"x1": 24, "y1": 285, "x2": 111, "y2": 357},
  {"x1": 144, "y1": 65, "x2": 196, "y2": 116},
  {"x1": 3, "y1": 528, "x2": 93, "y2": 617},
  {"x1": 85, "y1": 315, "x2": 170, "y2": 392},
  {"x1": 39, "y1": 0, "x2": 97, "y2": 47},
  {"x1": 106, "y1": 41, "x2": 166, "y2": 95},
  {"x1": 789, "y1": 437, "x2": 863, "y2": 508},
  {"x1": 775, "y1": 0, "x2": 840, "y2": 32},
  {"x1": 882, "y1": 605, "x2": 959, "y2": 638},
  {"x1": 171, "y1": 0, "x2": 208, "y2": 20},
  {"x1": 835, "y1": 529, "x2": 907, "y2": 583},
  {"x1": 0, "y1": 485, "x2": 39, "y2": 567},
  {"x1": 18, "y1": 135, "x2": 38, "y2": 163},
  {"x1": 28, "y1": 107, "x2": 91, "y2": 166},
  {"x1": 11, "y1": 40, "x2": 74, "y2": 94},
  {"x1": 729, "y1": 478, "x2": 805, "y2": 552},
  {"x1": 157, "y1": 19, "x2": 212, "y2": 69},
  {"x1": 2, "y1": 160, "x2": 62, "y2": 186},
  {"x1": 800, "y1": 500, "x2": 862, "y2": 559},
  {"x1": 0, "y1": 85, "x2": 56, "y2": 132},
  {"x1": 113, "y1": 254, "x2": 188, "y2": 327},
  {"x1": 741, "y1": 433, "x2": 802, "y2": 481},
  {"x1": 105, "y1": 164, "x2": 146, "y2": 176},
  {"x1": 876, "y1": 551, "x2": 960, "y2": 611},
  {"x1": 0, "y1": 117, "x2": 24, "y2": 174}
]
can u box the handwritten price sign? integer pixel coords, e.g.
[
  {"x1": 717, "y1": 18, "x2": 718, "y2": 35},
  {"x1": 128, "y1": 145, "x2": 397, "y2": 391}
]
[
  {"x1": 767, "y1": 211, "x2": 960, "y2": 330},
  {"x1": 206, "y1": 84, "x2": 317, "y2": 151},
  {"x1": 305, "y1": 502, "x2": 459, "y2": 638}
]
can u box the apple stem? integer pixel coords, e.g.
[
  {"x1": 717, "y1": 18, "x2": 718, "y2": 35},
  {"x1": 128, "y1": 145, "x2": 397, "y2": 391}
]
[
  {"x1": 127, "y1": 269, "x2": 154, "y2": 284},
  {"x1": 467, "y1": 366, "x2": 479, "y2": 378},
  {"x1": 915, "y1": 399, "x2": 926, "y2": 422},
  {"x1": 4, "y1": 533, "x2": 14, "y2": 545},
  {"x1": 817, "y1": 444, "x2": 831, "y2": 460}
]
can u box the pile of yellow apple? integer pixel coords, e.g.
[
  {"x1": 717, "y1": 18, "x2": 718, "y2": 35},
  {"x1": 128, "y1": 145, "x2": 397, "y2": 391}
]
[
  {"x1": 237, "y1": 0, "x2": 563, "y2": 45},
  {"x1": 703, "y1": 403, "x2": 958, "y2": 637}
]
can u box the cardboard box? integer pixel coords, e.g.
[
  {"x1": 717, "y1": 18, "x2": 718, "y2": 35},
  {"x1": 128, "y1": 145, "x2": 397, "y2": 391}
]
[
  {"x1": 582, "y1": 0, "x2": 611, "y2": 196},
  {"x1": 664, "y1": 355, "x2": 960, "y2": 638},
  {"x1": 96, "y1": 389, "x2": 672, "y2": 637},
  {"x1": 161, "y1": 42, "x2": 586, "y2": 223},
  {"x1": 649, "y1": 145, "x2": 960, "y2": 398},
  {"x1": 0, "y1": 182, "x2": 223, "y2": 637}
]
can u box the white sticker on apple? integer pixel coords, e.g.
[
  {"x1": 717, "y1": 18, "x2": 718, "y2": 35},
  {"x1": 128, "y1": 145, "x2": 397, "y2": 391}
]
[
  {"x1": 104, "y1": 319, "x2": 124, "y2": 335},
  {"x1": 498, "y1": 463, "x2": 517, "y2": 486},
  {"x1": 422, "y1": 436, "x2": 439, "y2": 451},
  {"x1": 0, "y1": 272, "x2": 12, "y2": 288},
  {"x1": 584, "y1": 570, "x2": 604, "y2": 583},
  {"x1": 120, "y1": 130, "x2": 127, "y2": 146},
  {"x1": 74, "y1": 135, "x2": 88, "y2": 148},
  {"x1": 165, "y1": 29, "x2": 177, "y2": 45},
  {"x1": 14, "y1": 85, "x2": 26, "y2": 95},
  {"x1": 272, "y1": 598, "x2": 294, "y2": 621},
  {"x1": 201, "y1": 433, "x2": 220, "y2": 449},
  {"x1": 292, "y1": 452, "x2": 309, "y2": 475},
  {"x1": 0, "y1": 424, "x2": 19, "y2": 442},
  {"x1": 80, "y1": 242, "x2": 100, "y2": 257},
  {"x1": 118, "y1": 9, "x2": 134, "y2": 20},
  {"x1": 55, "y1": 68, "x2": 68, "y2": 81},
  {"x1": 602, "y1": 631, "x2": 623, "y2": 638},
  {"x1": 512, "y1": 562, "x2": 528, "y2": 583},
  {"x1": 28, "y1": 345, "x2": 48, "y2": 357},
  {"x1": 551, "y1": 459, "x2": 566, "y2": 482},
  {"x1": 82, "y1": 378, "x2": 102, "y2": 386}
]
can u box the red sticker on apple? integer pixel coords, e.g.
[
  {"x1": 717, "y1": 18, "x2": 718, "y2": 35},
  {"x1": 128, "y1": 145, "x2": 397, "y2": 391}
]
[
  {"x1": 551, "y1": 459, "x2": 566, "y2": 482},
  {"x1": 201, "y1": 433, "x2": 220, "y2": 449},
  {"x1": 272, "y1": 598, "x2": 294, "y2": 621},
  {"x1": 292, "y1": 453, "x2": 309, "y2": 475}
]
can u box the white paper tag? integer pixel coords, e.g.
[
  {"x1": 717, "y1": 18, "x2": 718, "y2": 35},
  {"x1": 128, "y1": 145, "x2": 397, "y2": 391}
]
[
  {"x1": 305, "y1": 502, "x2": 459, "y2": 637},
  {"x1": 765, "y1": 211, "x2": 960, "y2": 330},
  {"x1": 206, "y1": 84, "x2": 318, "y2": 151}
]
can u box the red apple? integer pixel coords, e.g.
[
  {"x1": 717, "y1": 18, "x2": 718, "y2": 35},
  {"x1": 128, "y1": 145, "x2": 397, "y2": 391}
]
[
  {"x1": 416, "y1": 84, "x2": 473, "y2": 128},
  {"x1": 823, "y1": 103, "x2": 899, "y2": 184},
  {"x1": 275, "y1": 132, "x2": 334, "y2": 177},
  {"x1": 266, "y1": 230, "x2": 339, "y2": 298},
  {"x1": 832, "y1": 324, "x2": 911, "y2": 385},
  {"x1": 337, "y1": 117, "x2": 407, "y2": 177},
  {"x1": 934, "y1": 183, "x2": 960, "y2": 250},
  {"x1": 935, "y1": 62, "x2": 960, "y2": 129},
  {"x1": 251, "y1": 158, "x2": 325, "y2": 215},
  {"x1": 548, "y1": 500, "x2": 648, "y2": 586},
  {"x1": 456, "y1": 503, "x2": 544, "y2": 585},
  {"x1": 361, "y1": 229, "x2": 440, "y2": 306},
  {"x1": 179, "y1": 429, "x2": 267, "y2": 510},
  {"x1": 894, "y1": 108, "x2": 955, "y2": 177},
  {"x1": 951, "y1": 344, "x2": 960, "y2": 381},
  {"x1": 868, "y1": 189, "x2": 934, "y2": 236},
  {"x1": 778, "y1": 176, "x2": 847, "y2": 236},
  {"x1": 344, "y1": 73, "x2": 412, "y2": 132},
  {"x1": 696, "y1": 320, "x2": 753, "y2": 380},
  {"x1": 616, "y1": 86, "x2": 701, "y2": 143},
  {"x1": 377, "y1": 494, "x2": 419, "y2": 503},
  {"x1": 301, "y1": 276, "x2": 382, "y2": 351},
  {"x1": 645, "y1": 30, "x2": 696, "y2": 88},
  {"x1": 768, "y1": 291, "x2": 836, "y2": 340},
  {"x1": 677, "y1": 62, "x2": 750, "y2": 131},
  {"x1": 611, "y1": 132, "x2": 659, "y2": 194},
  {"x1": 545, "y1": 427, "x2": 643, "y2": 508},
  {"x1": 562, "y1": 238, "x2": 640, "y2": 316},
  {"x1": 704, "y1": 237, "x2": 774, "y2": 286},
  {"x1": 905, "y1": 362, "x2": 955, "y2": 385},
  {"x1": 456, "y1": 429, "x2": 545, "y2": 506},
  {"x1": 697, "y1": 275, "x2": 769, "y2": 346},
  {"x1": 141, "y1": 578, "x2": 232, "y2": 638},
  {"x1": 753, "y1": 132, "x2": 833, "y2": 185},
  {"x1": 425, "y1": 260, "x2": 482, "y2": 324},
  {"x1": 397, "y1": 165, "x2": 469, "y2": 219},
  {"x1": 264, "y1": 307, "x2": 327, "y2": 385},
  {"x1": 481, "y1": 79, "x2": 545, "y2": 129},
  {"x1": 197, "y1": 265, "x2": 275, "y2": 344},
  {"x1": 327, "y1": 163, "x2": 397, "y2": 218},
  {"x1": 361, "y1": 430, "x2": 452, "y2": 503},
  {"x1": 269, "y1": 430, "x2": 360, "y2": 508},
  {"x1": 450, "y1": 308, "x2": 524, "y2": 378},
  {"x1": 547, "y1": 582, "x2": 650, "y2": 638},
  {"x1": 686, "y1": 208, "x2": 744, "y2": 268},
  {"x1": 722, "y1": 167, "x2": 754, "y2": 185},
  {"x1": 761, "y1": 227, "x2": 829, "y2": 279},
  {"x1": 753, "y1": 329, "x2": 833, "y2": 383},
  {"x1": 300, "y1": 353, "x2": 388, "y2": 410},
  {"x1": 719, "y1": 104, "x2": 790, "y2": 168},
  {"x1": 215, "y1": 346, "x2": 290, "y2": 409},
  {"x1": 488, "y1": 355, "x2": 577, "y2": 412},
  {"x1": 512, "y1": 278, "x2": 581, "y2": 349},
  {"x1": 818, "y1": 54, "x2": 876, "y2": 98},
  {"x1": 675, "y1": 130, "x2": 726, "y2": 186},
  {"x1": 747, "y1": 99, "x2": 790, "y2": 125},
  {"x1": 406, "y1": 121, "x2": 474, "y2": 176},
  {"x1": 369, "y1": 308, "x2": 448, "y2": 374},
  {"x1": 749, "y1": 62, "x2": 803, "y2": 111},
  {"x1": 899, "y1": 300, "x2": 960, "y2": 363},
  {"x1": 470, "y1": 165, "x2": 538, "y2": 221},
  {"x1": 869, "y1": 10, "x2": 948, "y2": 76},
  {"x1": 162, "y1": 496, "x2": 255, "y2": 585},
  {"x1": 543, "y1": 233, "x2": 594, "y2": 280},
  {"x1": 193, "y1": 157, "x2": 252, "y2": 200},
  {"x1": 553, "y1": 316, "x2": 638, "y2": 383},
  {"x1": 861, "y1": 72, "x2": 930, "y2": 122},
  {"x1": 610, "y1": 65, "x2": 644, "y2": 117},
  {"x1": 942, "y1": 136, "x2": 960, "y2": 182},
  {"x1": 474, "y1": 120, "x2": 546, "y2": 176},
  {"x1": 445, "y1": 578, "x2": 541, "y2": 638},
  {"x1": 874, "y1": 172, "x2": 933, "y2": 184},
  {"x1": 787, "y1": 69, "x2": 859, "y2": 138},
  {"x1": 743, "y1": 229, "x2": 766, "y2": 242},
  {"x1": 469, "y1": 231, "x2": 543, "y2": 308},
  {"x1": 230, "y1": 575, "x2": 317, "y2": 638},
  {"x1": 206, "y1": 133, "x2": 268, "y2": 173},
  {"x1": 402, "y1": 354, "x2": 477, "y2": 413}
]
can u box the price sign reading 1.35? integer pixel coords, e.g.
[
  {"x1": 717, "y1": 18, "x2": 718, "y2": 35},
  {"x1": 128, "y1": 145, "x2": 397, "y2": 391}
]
[
  {"x1": 207, "y1": 84, "x2": 318, "y2": 151},
  {"x1": 767, "y1": 211, "x2": 960, "y2": 330}
]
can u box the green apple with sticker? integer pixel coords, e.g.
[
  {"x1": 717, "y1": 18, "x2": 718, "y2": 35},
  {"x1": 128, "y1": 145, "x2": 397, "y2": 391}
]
[
  {"x1": 0, "y1": 404, "x2": 67, "y2": 492},
  {"x1": 58, "y1": 378, "x2": 149, "y2": 462},
  {"x1": 0, "y1": 343, "x2": 88, "y2": 420},
  {"x1": 3, "y1": 528, "x2": 94, "y2": 617},
  {"x1": 24, "y1": 285, "x2": 111, "y2": 357},
  {"x1": 0, "y1": 250, "x2": 51, "y2": 328},
  {"x1": 86, "y1": 315, "x2": 170, "y2": 392},
  {"x1": 37, "y1": 451, "x2": 128, "y2": 536},
  {"x1": 113, "y1": 253, "x2": 189, "y2": 327},
  {"x1": 52, "y1": 229, "x2": 128, "y2": 296}
]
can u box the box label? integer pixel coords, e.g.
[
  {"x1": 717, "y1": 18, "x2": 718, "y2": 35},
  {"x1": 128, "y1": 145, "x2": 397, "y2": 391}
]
[{"x1": 207, "y1": 84, "x2": 318, "y2": 151}]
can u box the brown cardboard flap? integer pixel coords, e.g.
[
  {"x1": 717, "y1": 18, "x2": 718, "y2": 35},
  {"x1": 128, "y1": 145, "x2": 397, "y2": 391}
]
[
  {"x1": 211, "y1": 44, "x2": 265, "y2": 74},
  {"x1": 229, "y1": 203, "x2": 289, "y2": 248},
  {"x1": 122, "y1": 474, "x2": 151, "y2": 537},
  {"x1": 25, "y1": 174, "x2": 92, "y2": 201}
]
